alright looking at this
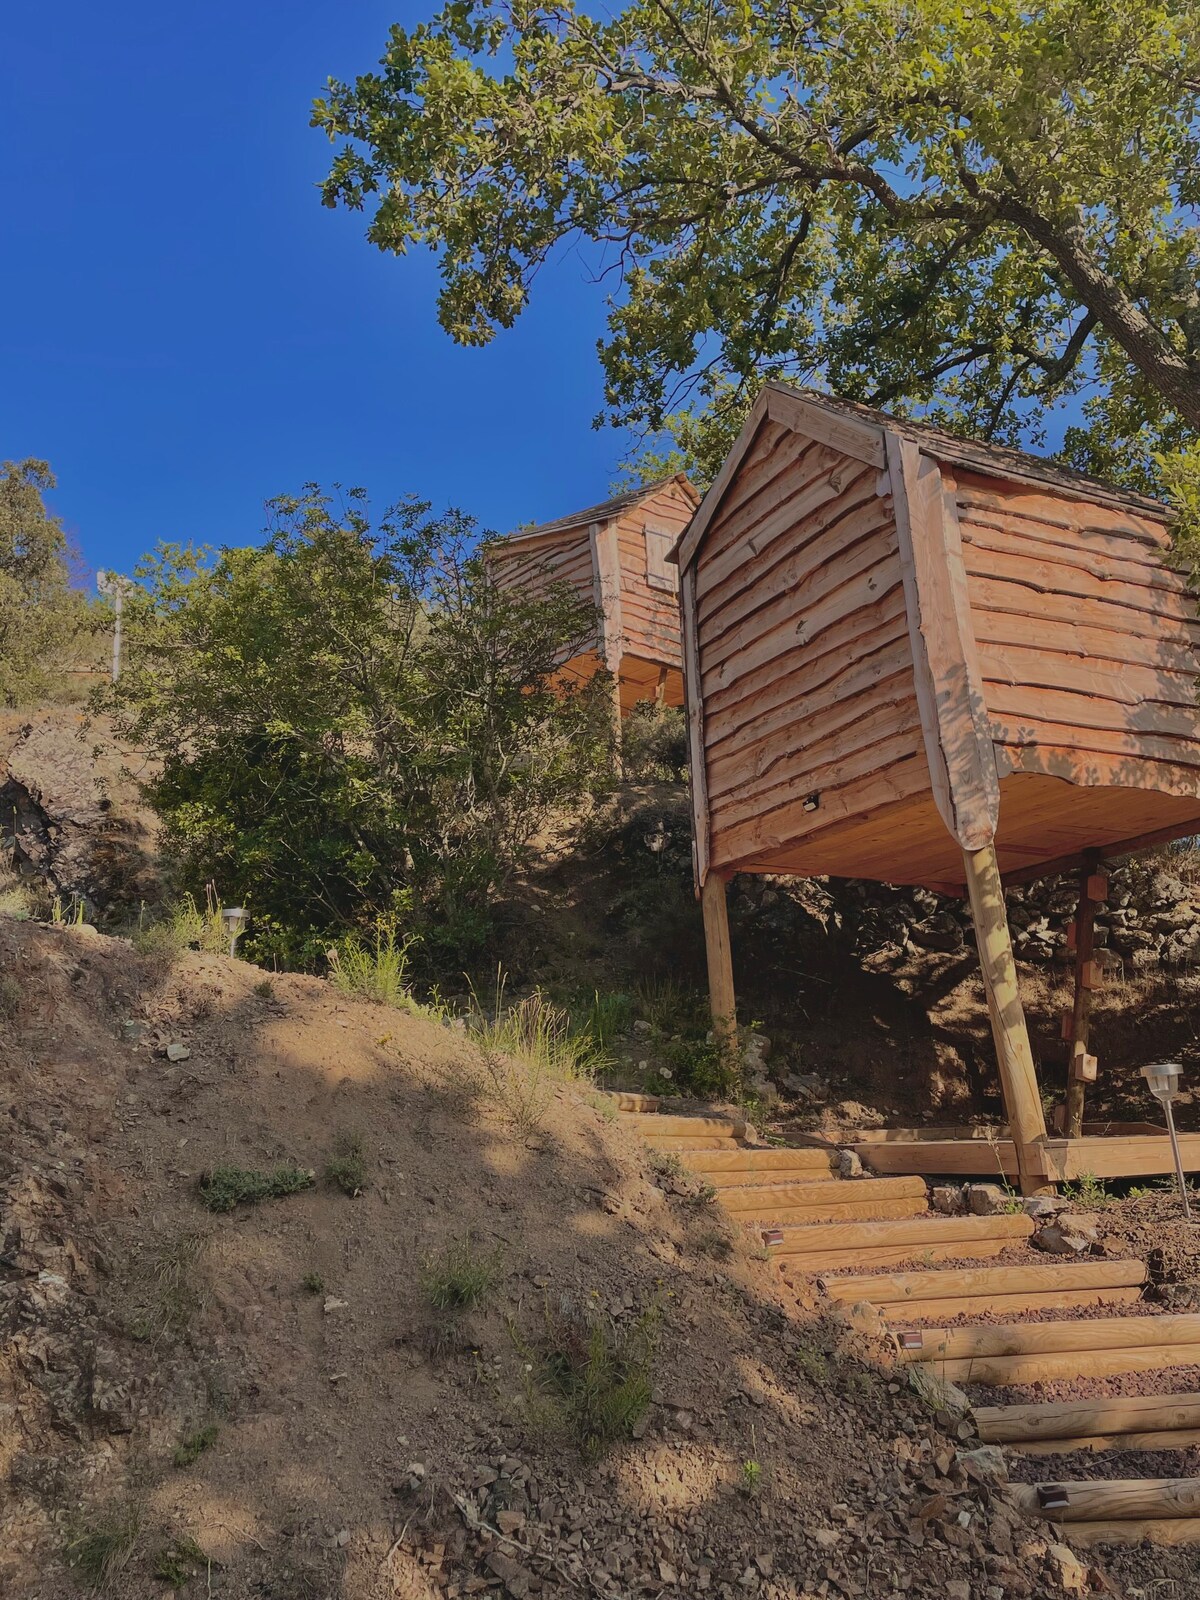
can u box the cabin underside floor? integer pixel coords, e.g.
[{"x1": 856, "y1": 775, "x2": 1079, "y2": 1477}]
[{"x1": 729, "y1": 771, "x2": 1200, "y2": 893}]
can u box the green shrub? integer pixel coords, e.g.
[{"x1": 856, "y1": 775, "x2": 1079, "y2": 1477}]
[
  {"x1": 537, "y1": 1304, "x2": 657, "y2": 1461},
  {"x1": 324, "y1": 1138, "x2": 367, "y2": 1196},
  {"x1": 420, "y1": 1236, "x2": 501, "y2": 1312},
  {"x1": 173, "y1": 1423, "x2": 219, "y2": 1468},
  {"x1": 153, "y1": 1536, "x2": 209, "y2": 1584},
  {"x1": 621, "y1": 703, "x2": 689, "y2": 781},
  {"x1": 64, "y1": 1505, "x2": 141, "y2": 1587},
  {"x1": 131, "y1": 892, "x2": 229, "y2": 959},
  {"x1": 198, "y1": 1162, "x2": 314, "y2": 1213}
]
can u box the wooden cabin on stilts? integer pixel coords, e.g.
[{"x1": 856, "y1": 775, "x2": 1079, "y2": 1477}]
[
  {"x1": 487, "y1": 476, "x2": 699, "y2": 749},
  {"x1": 673, "y1": 384, "x2": 1200, "y2": 1194}
]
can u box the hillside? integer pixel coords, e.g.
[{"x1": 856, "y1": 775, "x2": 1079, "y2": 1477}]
[{"x1": 2, "y1": 915, "x2": 1102, "y2": 1600}]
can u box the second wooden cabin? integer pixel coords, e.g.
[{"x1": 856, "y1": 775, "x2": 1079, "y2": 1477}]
[
  {"x1": 674, "y1": 383, "x2": 1200, "y2": 1190},
  {"x1": 488, "y1": 474, "x2": 698, "y2": 715}
]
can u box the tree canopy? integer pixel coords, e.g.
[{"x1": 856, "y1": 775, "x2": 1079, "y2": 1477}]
[
  {"x1": 0, "y1": 459, "x2": 93, "y2": 706},
  {"x1": 110, "y1": 488, "x2": 612, "y2": 966},
  {"x1": 313, "y1": 0, "x2": 1199, "y2": 490}
]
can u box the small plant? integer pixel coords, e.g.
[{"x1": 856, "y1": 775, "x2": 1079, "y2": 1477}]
[
  {"x1": 173, "y1": 1422, "x2": 219, "y2": 1468},
  {"x1": 198, "y1": 1162, "x2": 314, "y2": 1213},
  {"x1": 252, "y1": 977, "x2": 275, "y2": 999},
  {"x1": 0, "y1": 972, "x2": 20, "y2": 1018},
  {"x1": 692, "y1": 1225, "x2": 733, "y2": 1261},
  {"x1": 51, "y1": 892, "x2": 88, "y2": 928},
  {"x1": 153, "y1": 1535, "x2": 209, "y2": 1584},
  {"x1": 470, "y1": 975, "x2": 607, "y2": 1138},
  {"x1": 325, "y1": 1136, "x2": 367, "y2": 1196},
  {"x1": 328, "y1": 922, "x2": 416, "y2": 1008},
  {"x1": 420, "y1": 1236, "x2": 501, "y2": 1312},
  {"x1": 739, "y1": 1458, "x2": 763, "y2": 1497},
  {"x1": 64, "y1": 1504, "x2": 141, "y2": 1587},
  {"x1": 661, "y1": 1033, "x2": 739, "y2": 1099},
  {"x1": 537, "y1": 1302, "x2": 658, "y2": 1461},
  {"x1": 575, "y1": 989, "x2": 634, "y2": 1049},
  {"x1": 131, "y1": 889, "x2": 229, "y2": 960},
  {"x1": 793, "y1": 1341, "x2": 832, "y2": 1385},
  {"x1": 1062, "y1": 1171, "x2": 1114, "y2": 1209},
  {"x1": 302, "y1": 1271, "x2": 325, "y2": 1294},
  {"x1": 125, "y1": 1230, "x2": 205, "y2": 1346}
]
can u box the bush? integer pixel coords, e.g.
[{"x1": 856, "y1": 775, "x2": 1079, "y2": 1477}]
[
  {"x1": 108, "y1": 489, "x2": 614, "y2": 970},
  {"x1": 420, "y1": 1236, "x2": 501, "y2": 1311},
  {"x1": 535, "y1": 1302, "x2": 657, "y2": 1461},
  {"x1": 131, "y1": 891, "x2": 229, "y2": 959},
  {"x1": 472, "y1": 984, "x2": 608, "y2": 1137},
  {"x1": 328, "y1": 924, "x2": 417, "y2": 1008},
  {"x1": 198, "y1": 1163, "x2": 314, "y2": 1213},
  {"x1": 173, "y1": 1423, "x2": 219, "y2": 1468},
  {"x1": 621, "y1": 703, "x2": 689, "y2": 782}
]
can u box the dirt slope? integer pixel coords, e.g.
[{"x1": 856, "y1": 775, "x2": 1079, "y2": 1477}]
[{"x1": 0, "y1": 917, "x2": 1097, "y2": 1600}]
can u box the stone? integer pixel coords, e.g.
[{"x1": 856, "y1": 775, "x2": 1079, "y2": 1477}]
[
  {"x1": 907, "y1": 1364, "x2": 972, "y2": 1418},
  {"x1": 1020, "y1": 1195, "x2": 1063, "y2": 1220},
  {"x1": 956, "y1": 1446, "x2": 1007, "y2": 1484},
  {"x1": 165, "y1": 1041, "x2": 191, "y2": 1062},
  {"x1": 837, "y1": 1149, "x2": 864, "y2": 1179},
  {"x1": 742, "y1": 1033, "x2": 771, "y2": 1074},
  {"x1": 931, "y1": 1185, "x2": 965, "y2": 1216},
  {"x1": 966, "y1": 1183, "x2": 1009, "y2": 1216},
  {"x1": 1045, "y1": 1541, "x2": 1088, "y2": 1592},
  {"x1": 1032, "y1": 1220, "x2": 1096, "y2": 1256},
  {"x1": 496, "y1": 1510, "x2": 526, "y2": 1536}
]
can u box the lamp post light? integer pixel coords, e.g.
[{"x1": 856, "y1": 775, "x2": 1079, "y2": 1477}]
[
  {"x1": 221, "y1": 906, "x2": 248, "y2": 959},
  {"x1": 1142, "y1": 1062, "x2": 1194, "y2": 1221}
]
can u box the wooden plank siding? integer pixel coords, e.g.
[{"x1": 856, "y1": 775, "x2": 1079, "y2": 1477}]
[
  {"x1": 957, "y1": 469, "x2": 1200, "y2": 802},
  {"x1": 696, "y1": 439, "x2": 930, "y2": 876},
  {"x1": 490, "y1": 478, "x2": 695, "y2": 714}
]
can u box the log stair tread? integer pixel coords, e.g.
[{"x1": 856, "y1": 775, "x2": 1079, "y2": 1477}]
[
  {"x1": 978, "y1": 1390, "x2": 1200, "y2": 1454},
  {"x1": 821, "y1": 1259, "x2": 1146, "y2": 1323}
]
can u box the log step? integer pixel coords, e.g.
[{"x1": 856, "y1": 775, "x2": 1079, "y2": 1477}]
[
  {"x1": 748, "y1": 1197, "x2": 929, "y2": 1227},
  {"x1": 719, "y1": 1176, "x2": 927, "y2": 1213},
  {"x1": 607, "y1": 1092, "x2": 660, "y2": 1112},
  {"x1": 1009, "y1": 1477, "x2": 1200, "y2": 1527},
  {"x1": 897, "y1": 1312, "x2": 1200, "y2": 1371},
  {"x1": 621, "y1": 1113, "x2": 746, "y2": 1139},
  {"x1": 765, "y1": 1213, "x2": 1033, "y2": 1272},
  {"x1": 978, "y1": 1391, "x2": 1200, "y2": 1454},
  {"x1": 1064, "y1": 1517, "x2": 1200, "y2": 1550},
  {"x1": 820, "y1": 1260, "x2": 1146, "y2": 1324},
  {"x1": 643, "y1": 1136, "x2": 742, "y2": 1152},
  {"x1": 684, "y1": 1147, "x2": 839, "y2": 1178}
]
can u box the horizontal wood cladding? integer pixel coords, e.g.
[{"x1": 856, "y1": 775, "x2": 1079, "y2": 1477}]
[
  {"x1": 958, "y1": 469, "x2": 1200, "y2": 802},
  {"x1": 613, "y1": 480, "x2": 693, "y2": 668},
  {"x1": 697, "y1": 440, "x2": 927, "y2": 874},
  {"x1": 490, "y1": 529, "x2": 598, "y2": 609}
]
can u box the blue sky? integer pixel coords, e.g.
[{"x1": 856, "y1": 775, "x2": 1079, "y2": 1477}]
[{"x1": 2, "y1": 3, "x2": 629, "y2": 581}]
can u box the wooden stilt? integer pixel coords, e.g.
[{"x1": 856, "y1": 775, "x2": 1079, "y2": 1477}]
[
  {"x1": 654, "y1": 665, "x2": 668, "y2": 708},
  {"x1": 1065, "y1": 851, "x2": 1104, "y2": 1139},
  {"x1": 962, "y1": 843, "x2": 1049, "y2": 1194},
  {"x1": 701, "y1": 873, "x2": 737, "y2": 1059}
]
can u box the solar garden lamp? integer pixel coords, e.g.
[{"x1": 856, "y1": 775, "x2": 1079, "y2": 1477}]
[
  {"x1": 221, "y1": 906, "x2": 248, "y2": 959},
  {"x1": 1141, "y1": 1062, "x2": 1194, "y2": 1221}
]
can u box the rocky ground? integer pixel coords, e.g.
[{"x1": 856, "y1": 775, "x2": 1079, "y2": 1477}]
[{"x1": 0, "y1": 915, "x2": 1133, "y2": 1600}]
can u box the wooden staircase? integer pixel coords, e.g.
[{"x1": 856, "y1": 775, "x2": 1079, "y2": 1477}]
[{"x1": 620, "y1": 1102, "x2": 1200, "y2": 1552}]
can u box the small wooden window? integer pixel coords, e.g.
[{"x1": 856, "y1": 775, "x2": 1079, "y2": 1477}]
[{"x1": 644, "y1": 526, "x2": 678, "y2": 593}]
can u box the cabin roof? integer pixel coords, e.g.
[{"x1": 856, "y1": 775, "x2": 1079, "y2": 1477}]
[
  {"x1": 674, "y1": 383, "x2": 1170, "y2": 573},
  {"x1": 497, "y1": 473, "x2": 699, "y2": 549},
  {"x1": 800, "y1": 387, "x2": 1169, "y2": 516}
]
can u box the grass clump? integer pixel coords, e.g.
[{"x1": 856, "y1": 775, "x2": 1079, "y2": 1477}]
[
  {"x1": 173, "y1": 1422, "x2": 219, "y2": 1468},
  {"x1": 64, "y1": 1504, "x2": 141, "y2": 1587},
  {"x1": 153, "y1": 1535, "x2": 209, "y2": 1584},
  {"x1": 537, "y1": 1303, "x2": 657, "y2": 1462},
  {"x1": 252, "y1": 977, "x2": 275, "y2": 999},
  {"x1": 472, "y1": 978, "x2": 608, "y2": 1138},
  {"x1": 125, "y1": 1230, "x2": 204, "y2": 1346},
  {"x1": 324, "y1": 1137, "x2": 367, "y2": 1197},
  {"x1": 0, "y1": 972, "x2": 20, "y2": 1018},
  {"x1": 420, "y1": 1236, "x2": 501, "y2": 1312},
  {"x1": 131, "y1": 890, "x2": 229, "y2": 960},
  {"x1": 198, "y1": 1162, "x2": 314, "y2": 1213},
  {"x1": 738, "y1": 1458, "x2": 763, "y2": 1497},
  {"x1": 1061, "y1": 1171, "x2": 1116, "y2": 1209},
  {"x1": 328, "y1": 924, "x2": 416, "y2": 1008},
  {"x1": 302, "y1": 1270, "x2": 325, "y2": 1294}
]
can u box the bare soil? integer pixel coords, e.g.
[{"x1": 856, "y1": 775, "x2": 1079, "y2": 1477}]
[{"x1": 2, "y1": 917, "x2": 1097, "y2": 1600}]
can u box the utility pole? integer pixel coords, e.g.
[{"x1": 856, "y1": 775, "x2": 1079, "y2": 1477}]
[{"x1": 96, "y1": 570, "x2": 133, "y2": 682}]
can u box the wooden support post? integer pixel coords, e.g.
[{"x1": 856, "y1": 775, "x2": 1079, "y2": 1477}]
[
  {"x1": 654, "y1": 665, "x2": 668, "y2": 708},
  {"x1": 701, "y1": 873, "x2": 737, "y2": 1061},
  {"x1": 962, "y1": 843, "x2": 1050, "y2": 1195},
  {"x1": 1065, "y1": 852, "x2": 1103, "y2": 1140}
]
